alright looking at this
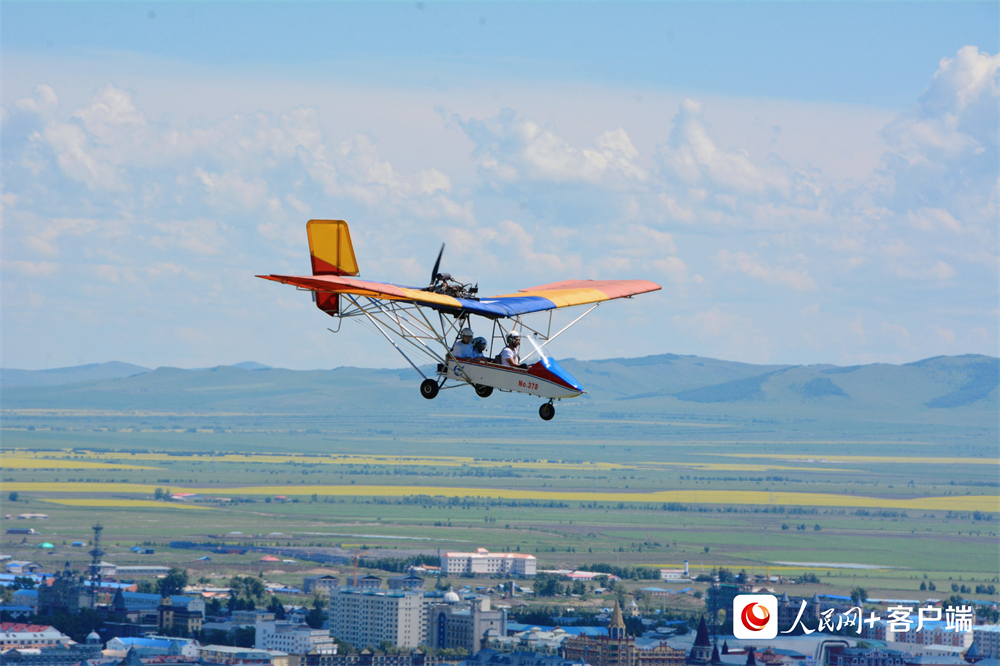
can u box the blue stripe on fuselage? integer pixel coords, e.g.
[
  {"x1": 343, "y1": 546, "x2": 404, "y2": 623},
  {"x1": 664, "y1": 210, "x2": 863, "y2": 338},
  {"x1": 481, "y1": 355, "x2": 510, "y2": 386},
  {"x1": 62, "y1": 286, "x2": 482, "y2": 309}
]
[{"x1": 539, "y1": 355, "x2": 583, "y2": 392}]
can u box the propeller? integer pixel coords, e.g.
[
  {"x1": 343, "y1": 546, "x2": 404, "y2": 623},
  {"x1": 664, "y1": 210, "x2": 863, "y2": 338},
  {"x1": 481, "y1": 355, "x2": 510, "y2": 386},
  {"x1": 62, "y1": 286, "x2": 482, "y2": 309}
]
[{"x1": 430, "y1": 243, "x2": 446, "y2": 285}]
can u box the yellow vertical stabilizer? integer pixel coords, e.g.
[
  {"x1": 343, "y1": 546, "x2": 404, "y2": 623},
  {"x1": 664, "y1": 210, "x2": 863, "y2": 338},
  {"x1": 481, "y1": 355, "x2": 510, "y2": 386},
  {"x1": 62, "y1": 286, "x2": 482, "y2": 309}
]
[
  {"x1": 307, "y1": 219, "x2": 359, "y2": 277},
  {"x1": 306, "y1": 219, "x2": 359, "y2": 316}
]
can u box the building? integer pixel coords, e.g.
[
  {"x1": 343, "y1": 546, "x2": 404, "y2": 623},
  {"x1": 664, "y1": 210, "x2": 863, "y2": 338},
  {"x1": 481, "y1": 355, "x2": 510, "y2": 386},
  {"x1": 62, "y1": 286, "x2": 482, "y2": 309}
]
[
  {"x1": 234, "y1": 611, "x2": 278, "y2": 626},
  {"x1": 36, "y1": 571, "x2": 89, "y2": 615},
  {"x1": 441, "y1": 550, "x2": 536, "y2": 578},
  {"x1": 972, "y1": 628, "x2": 1000, "y2": 659},
  {"x1": 0, "y1": 624, "x2": 73, "y2": 650},
  {"x1": 0, "y1": 608, "x2": 34, "y2": 621},
  {"x1": 105, "y1": 636, "x2": 200, "y2": 658},
  {"x1": 3, "y1": 564, "x2": 41, "y2": 576},
  {"x1": 863, "y1": 621, "x2": 974, "y2": 649},
  {"x1": 355, "y1": 576, "x2": 382, "y2": 590},
  {"x1": 487, "y1": 626, "x2": 575, "y2": 656},
  {"x1": 255, "y1": 622, "x2": 337, "y2": 655},
  {"x1": 427, "y1": 593, "x2": 505, "y2": 654},
  {"x1": 832, "y1": 648, "x2": 913, "y2": 666},
  {"x1": 10, "y1": 592, "x2": 37, "y2": 612},
  {"x1": 16, "y1": 515, "x2": 48, "y2": 521},
  {"x1": 114, "y1": 566, "x2": 172, "y2": 578},
  {"x1": 461, "y1": 649, "x2": 589, "y2": 666},
  {"x1": 0, "y1": 632, "x2": 102, "y2": 666},
  {"x1": 388, "y1": 574, "x2": 425, "y2": 592},
  {"x1": 639, "y1": 589, "x2": 673, "y2": 600},
  {"x1": 659, "y1": 563, "x2": 689, "y2": 581},
  {"x1": 111, "y1": 590, "x2": 162, "y2": 623},
  {"x1": 705, "y1": 584, "x2": 753, "y2": 635},
  {"x1": 686, "y1": 618, "x2": 713, "y2": 666},
  {"x1": 304, "y1": 652, "x2": 458, "y2": 666},
  {"x1": 328, "y1": 588, "x2": 428, "y2": 650},
  {"x1": 562, "y1": 601, "x2": 686, "y2": 666},
  {"x1": 200, "y1": 645, "x2": 285, "y2": 665},
  {"x1": 303, "y1": 576, "x2": 340, "y2": 595},
  {"x1": 232, "y1": 611, "x2": 277, "y2": 626},
  {"x1": 158, "y1": 596, "x2": 206, "y2": 635}
]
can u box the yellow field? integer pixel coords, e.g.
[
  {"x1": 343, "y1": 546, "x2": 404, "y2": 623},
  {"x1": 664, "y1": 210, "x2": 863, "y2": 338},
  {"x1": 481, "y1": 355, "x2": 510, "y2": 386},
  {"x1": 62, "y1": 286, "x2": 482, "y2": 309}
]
[
  {"x1": 40, "y1": 499, "x2": 210, "y2": 510},
  {"x1": 709, "y1": 453, "x2": 999, "y2": 465},
  {"x1": 1, "y1": 449, "x2": 870, "y2": 473},
  {"x1": 2, "y1": 449, "x2": 633, "y2": 471},
  {"x1": 637, "y1": 462, "x2": 849, "y2": 473},
  {"x1": 0, "y1": 457, "x2": 158, "y2": 471},
  {"x1": 6, "y1": 481, "x2": 998, "y2": 512}
]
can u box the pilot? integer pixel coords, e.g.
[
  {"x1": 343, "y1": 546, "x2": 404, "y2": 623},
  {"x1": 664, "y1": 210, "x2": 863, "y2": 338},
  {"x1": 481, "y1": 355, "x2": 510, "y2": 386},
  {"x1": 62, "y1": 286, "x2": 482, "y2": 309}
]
[
  {"x1": 451, "y1": 327, "x2": 476, "y2": 358},
  {"x1": 500, "y1": 331, "x2": 524, "y2": 368},
  {"x1": 472, "y1": 337, "x2": 488, "y2": 358}
]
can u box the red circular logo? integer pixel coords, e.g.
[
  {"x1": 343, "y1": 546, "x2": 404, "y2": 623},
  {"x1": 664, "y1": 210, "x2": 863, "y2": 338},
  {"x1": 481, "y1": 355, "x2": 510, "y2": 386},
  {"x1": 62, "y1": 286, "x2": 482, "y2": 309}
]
[{"x1": 741, "y1": 603, "x2": 770, "y2": 632}]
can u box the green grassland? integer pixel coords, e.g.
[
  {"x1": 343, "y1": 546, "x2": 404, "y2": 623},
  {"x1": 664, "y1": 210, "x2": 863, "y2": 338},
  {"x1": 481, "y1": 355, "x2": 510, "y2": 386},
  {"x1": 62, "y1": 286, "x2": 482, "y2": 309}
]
[{"x1": 2, "y1": 353, "x2": 997, "y2": 605}]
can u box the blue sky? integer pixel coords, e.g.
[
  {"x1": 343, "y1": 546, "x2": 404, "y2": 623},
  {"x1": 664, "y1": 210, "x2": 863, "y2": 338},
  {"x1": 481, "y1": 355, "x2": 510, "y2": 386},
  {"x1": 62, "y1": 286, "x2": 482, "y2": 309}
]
[{"x1": 3, "y1": 2, "x2": 998, "y2": 370}]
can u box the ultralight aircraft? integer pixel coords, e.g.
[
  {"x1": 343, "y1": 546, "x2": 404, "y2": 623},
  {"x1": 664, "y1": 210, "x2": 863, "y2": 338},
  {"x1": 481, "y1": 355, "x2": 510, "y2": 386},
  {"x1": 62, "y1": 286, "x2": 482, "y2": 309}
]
[{"x1": 259, "y1": 220, "x2": 661, "y2": 420}]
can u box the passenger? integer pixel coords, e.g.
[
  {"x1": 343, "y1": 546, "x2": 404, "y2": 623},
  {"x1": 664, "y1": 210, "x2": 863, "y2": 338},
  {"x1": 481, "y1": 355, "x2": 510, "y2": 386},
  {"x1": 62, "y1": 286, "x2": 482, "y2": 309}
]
[
  {"x1": 451, "y1": 327, "x2": 476, "y2": 359},
  {"x1": 472, "y1": 337, "x2": 488, "y2": 359},
  {"x1": 499, "y1": 331, "x2": 524, "y2": 368}
]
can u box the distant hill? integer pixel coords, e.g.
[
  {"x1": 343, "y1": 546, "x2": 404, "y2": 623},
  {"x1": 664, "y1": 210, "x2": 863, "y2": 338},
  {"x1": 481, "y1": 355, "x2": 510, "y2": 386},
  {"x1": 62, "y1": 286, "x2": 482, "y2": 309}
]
[
  {"x1": 1, "y1": 361, "x2": 151, "y2": 388},
  {"x1": 2, "y1": 355, "x2": 996, "y2": 430}
]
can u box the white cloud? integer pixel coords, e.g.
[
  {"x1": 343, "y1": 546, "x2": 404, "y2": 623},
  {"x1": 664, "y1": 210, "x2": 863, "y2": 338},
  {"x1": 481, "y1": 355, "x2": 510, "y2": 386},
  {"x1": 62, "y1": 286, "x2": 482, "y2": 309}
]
[
  {"x1": 15, "y1": 84, "x2": 59, "y2": 116},
  {"x1": 194, "y1": 168, "x2": 270, "y2": 211},
  {"x1": 41, "y1": 121, "x2": 121, "y2": 190},
  {"x1": 150, "y1": 218, "x2": 226, "y2": 256},
  {"x1": 928, "y1": 261, "x2": 957, "y2": 280},
  {"x1": 715, "y1": 249, "x2": 817, "y2": 291},
  {"x1": 2, "y1": 46, "x2": 996, "y2": 370},
  {"x1": 22, "y1": 217, "x2": 101, "y2": 257},
  {"x1": 672, "y1": 307, "x2": 773, "y2": 361},
  {"x1": 880, "y1": 321, "x2": 911, "y2": 339},
  {"x1": 496, "y1": 219, "x2": 580, "y2": 273},
  {"x1": 6, "y1": 260, "x2": 59, "y2": 277},
  {"x1": 652, "y1": 256, "x2": 688, "y2": 283},
  {"x1": 659, "y1": 99, "x2": 792, "y2": 197},
  {"x1": 932, "y1": 326, "x2": 956, "y2": 343},
  {"x1": 456, "y1": 110, "x2": 647, "y2": 186}
]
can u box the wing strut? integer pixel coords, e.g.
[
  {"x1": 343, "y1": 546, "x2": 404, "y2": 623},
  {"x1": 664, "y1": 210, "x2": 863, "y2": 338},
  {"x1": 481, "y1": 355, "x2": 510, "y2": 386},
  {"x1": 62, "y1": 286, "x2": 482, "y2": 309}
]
[
  {"x1": 346, "y1": 295, "x2": 428, "y2": 380},
  {"x1": 520, "y1": 303, "x2": 600, "y2": 364}
]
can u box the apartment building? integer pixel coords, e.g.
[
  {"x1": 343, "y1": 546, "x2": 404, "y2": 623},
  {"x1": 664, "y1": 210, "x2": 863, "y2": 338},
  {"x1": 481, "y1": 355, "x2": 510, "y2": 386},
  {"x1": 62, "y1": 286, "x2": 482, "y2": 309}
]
[
  {"x1": 972, "y1": 626, "x2": 1000, "y2": 658},
  {"x1": 328, "y1": 589, "x2": 428, "y2": 650}
]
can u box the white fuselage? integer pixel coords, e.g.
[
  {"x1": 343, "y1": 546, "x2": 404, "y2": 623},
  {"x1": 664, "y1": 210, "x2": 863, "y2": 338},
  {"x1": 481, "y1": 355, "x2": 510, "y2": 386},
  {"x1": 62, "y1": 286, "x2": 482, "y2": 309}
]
[{"x1": 441, "y1": 357, "x2": 583, "y2": 400}]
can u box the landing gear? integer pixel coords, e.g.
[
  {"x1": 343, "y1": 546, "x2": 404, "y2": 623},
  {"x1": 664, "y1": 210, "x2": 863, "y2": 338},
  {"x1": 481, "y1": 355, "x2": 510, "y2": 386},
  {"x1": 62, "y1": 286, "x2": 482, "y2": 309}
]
[
  {"x1": 420, "y1": 379, "x2": 440, "y2": 400},
  {"x1": 475, "y1": 384, "x2": 494, "y2": 398},
  {"x1": 539, "y1": 402, "x2": 555, "y2": 421}
]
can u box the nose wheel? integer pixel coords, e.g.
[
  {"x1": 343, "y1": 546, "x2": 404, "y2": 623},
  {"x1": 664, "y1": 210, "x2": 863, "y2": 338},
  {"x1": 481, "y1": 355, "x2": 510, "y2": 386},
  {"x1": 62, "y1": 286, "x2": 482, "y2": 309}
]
[
  {"x1": 420, "y1": 379, "x2": 440, "y2": 400},
  {"x1": 539, "y1": 402, "x2": 555, "y2": 421},
  {"x1": 475, "y1": 384, "x2": 494, "y2": 398}
]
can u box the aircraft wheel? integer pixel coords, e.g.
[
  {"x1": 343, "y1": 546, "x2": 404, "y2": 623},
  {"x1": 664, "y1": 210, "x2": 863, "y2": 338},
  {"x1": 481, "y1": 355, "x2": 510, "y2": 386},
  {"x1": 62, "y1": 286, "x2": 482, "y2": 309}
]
[
  {"x1": 475, "y1": 385, "x2": 494, "y2": 398},
  {"x1": 539, "y1": 403, "x2": 555, "y2": 421},
  {"x1": 420, "y1": 379, "x2": 440, "y2": 400}
]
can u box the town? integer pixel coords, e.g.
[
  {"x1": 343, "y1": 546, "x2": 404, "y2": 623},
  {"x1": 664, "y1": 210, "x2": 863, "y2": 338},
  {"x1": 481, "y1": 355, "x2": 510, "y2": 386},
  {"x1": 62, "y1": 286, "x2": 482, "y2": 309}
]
[{"x1": 2, "y1": 524, "x2": 997, "y2": 666}]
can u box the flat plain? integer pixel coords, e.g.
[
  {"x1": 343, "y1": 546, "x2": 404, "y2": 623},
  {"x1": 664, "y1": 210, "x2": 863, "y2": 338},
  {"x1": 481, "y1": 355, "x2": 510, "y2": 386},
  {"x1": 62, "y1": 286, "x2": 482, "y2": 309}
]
[{"x1": 2, "y1": 353, "x2": 997, "y2": 603}]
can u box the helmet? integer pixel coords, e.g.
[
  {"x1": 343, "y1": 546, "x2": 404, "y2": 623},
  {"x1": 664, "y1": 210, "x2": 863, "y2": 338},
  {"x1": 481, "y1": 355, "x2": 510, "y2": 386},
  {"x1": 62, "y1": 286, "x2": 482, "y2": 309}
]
[
  {"x1": 460, "y1": 327, "x2": 473, "y2": 339},
  {"x1": 472, "y1": 337, "x2": 488, "y2": 353},
  {"x1": 506, "y1": 331, "x2": 521, "y2": 346}
]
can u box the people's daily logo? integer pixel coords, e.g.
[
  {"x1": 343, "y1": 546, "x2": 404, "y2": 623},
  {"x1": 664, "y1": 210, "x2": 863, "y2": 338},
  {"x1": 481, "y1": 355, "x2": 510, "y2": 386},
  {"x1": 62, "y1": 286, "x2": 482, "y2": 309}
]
[{"x1": 734, "y1": 595, "x2": 778, "y2": 639}]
